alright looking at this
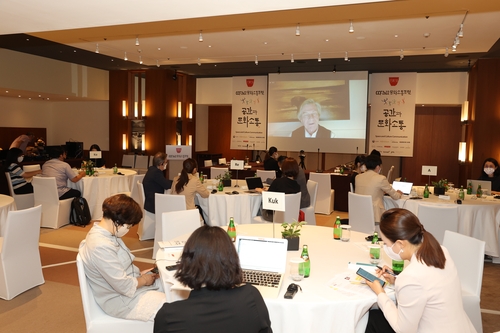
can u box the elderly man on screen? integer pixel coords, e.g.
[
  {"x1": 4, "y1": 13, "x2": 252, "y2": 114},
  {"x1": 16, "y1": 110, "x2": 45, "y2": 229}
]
[{"x1": 291, "y1": 99, "x2": 332, "y2": 139}]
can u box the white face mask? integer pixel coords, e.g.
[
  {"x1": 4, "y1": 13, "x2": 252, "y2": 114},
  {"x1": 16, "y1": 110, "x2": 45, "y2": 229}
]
[
  {"x1": 484, "y1": 167, "x2": 495, "y2": 175},
  {"x1": 360, "y1": 165, "x2": 367, "y2": 172},
  {"x1": 17, "y1": 156, "x2": 24, "y2": 163},
  {"x1": 115, "y1": 224, "x2": 131, "y2": 238},
  {"x1": 383, "y1": 242, "x2": 403, "y2": 261}
]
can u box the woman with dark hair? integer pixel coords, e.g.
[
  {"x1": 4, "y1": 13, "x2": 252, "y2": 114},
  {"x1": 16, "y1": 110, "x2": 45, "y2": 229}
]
[
  {"x1": 172, "y1": 158, "x2": 210, "y2": 218},
  {"x1": 87, "y1": 143, "x2": 106, "y2": 167},
  {"x1": 351, "y1": 154, "x2": 366, "y2": 192},
  {"x1": 478, "y1": 157, "x2": 500, "y2": 193},
  {"x1": 79, "y1": 194, "x2": 165, "y2": 321},
  {"x1": 5, "y1": 147, "x2": 41, "y2": 194},
  {"x1": 363, "y1": 208, "x2": 476, "y2": 333},
  {"x1": 143, "y1": 152, "x2": 172, "y2": 213},
  {"x1": 154, "y1": 225, "x2": 272, "y2": 333}
]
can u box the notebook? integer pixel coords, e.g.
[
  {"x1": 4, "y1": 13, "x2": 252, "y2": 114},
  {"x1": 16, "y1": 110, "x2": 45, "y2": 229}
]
[
  {"x1": 235, "y1": 235, "x2": 288, "y2": 298},
  {"x1": 467, "y1": 179, "x2": 492, "y2": 194},
  {"x1": 245, "y1": 177, "x2": 264, "y2": 193},
  {"x1": 392, "y1": 181, "x2": 413, "y2": 195}
]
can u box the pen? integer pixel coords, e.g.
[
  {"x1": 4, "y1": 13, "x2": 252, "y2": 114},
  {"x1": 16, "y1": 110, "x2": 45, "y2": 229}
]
[{"x1": 376, "y1": 265, "x2": 397, "y2": 277}]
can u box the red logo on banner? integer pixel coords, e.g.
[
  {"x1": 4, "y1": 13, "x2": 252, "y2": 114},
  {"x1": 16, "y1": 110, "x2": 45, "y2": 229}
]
[
  {"x1": 246, "y1": 79, "x2": 254, "y2": 87},
  {"x1": 176, "y1": 148, "x2": 182, "y2": 153},
  {"x1": 389, "y1": 77, "x2": 399, "y2": 86}
]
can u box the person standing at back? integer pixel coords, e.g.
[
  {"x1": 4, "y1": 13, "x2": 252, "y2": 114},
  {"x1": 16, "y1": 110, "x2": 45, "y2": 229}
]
[
  {"x1": 355, "y1": 154, "x2": 402, "y2": 222},
  {"x1": 143, "y1": 152, "x2": 172, "y2": 214},
  {"x1": 264, "y1": 146, "x2": 282, "y2": 178},
  {"x1": 10, "y1": 132, "x2": 35, "y2": 153}
]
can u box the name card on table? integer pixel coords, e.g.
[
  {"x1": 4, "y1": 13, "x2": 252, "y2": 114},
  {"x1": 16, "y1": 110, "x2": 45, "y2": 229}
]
[
  {"x1": 89, "y1": 151, "x2": 102, "y2": 159},
  {"x1": 262, "y1": 191, "x2": 285, "y2": 211},
  {"x1": 230, "y1": 160, "x2": 244, "y2": 170},
  {"x1": 421, "y1": 165, "x2": 437, "y2": 176}
]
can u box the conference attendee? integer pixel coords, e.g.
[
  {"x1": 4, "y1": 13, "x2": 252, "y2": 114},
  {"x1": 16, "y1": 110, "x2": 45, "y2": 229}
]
[
  {"x1": 351, "y1": 154, "x2": 366, "y2": 192},
  {"x1": 87, "y1": 143, "x2": 106, "y2": 168},
  {"x1": 370, "y1": 149, "x2": 381, "y2": 157},
  {"x1": 5, "y1": 147, "x2": 42, "y2": 194},
  {"x1": 355, "y1": 154, "x2": 402, "y2": 222},
  {"x1": 363, "y1": 208, "x2": 476, "y2": 333},
  {"x1": 9, "y1": 132, "x2": 35, "y2": 153},
  {"x1": 143, "y1": 152, "x2": 172, "y2": 214},
  {"x1": 478, "y1": 157, "x2": 500, "y2": 193},
  {"x1": 79, "y1": 194, "x2": 165, "y2": 321},
  {"x1": 264, "y1": 146, "x2": 282, "y2": 178},
  {"x1": 42, "y1": 146, "x2": 85, "y2": 199},
  {"x1": 291, "y1": 99, "x2": 332, "y2": 139},
  {"x1": 154, "y1": 225, "x2": 272, "y2": 333},
  {"x1": 172, "y1": 158, "x2": 210, "y2": 219}
]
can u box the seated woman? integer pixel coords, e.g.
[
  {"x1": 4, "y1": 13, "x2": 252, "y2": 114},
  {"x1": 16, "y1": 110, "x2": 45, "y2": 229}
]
[
  {"x1": 154, "y1": 225, "x2": 272, "y2": 333},
  {"x1": 5, "y1": 147, "x2": 41, "y2": 194},
  {"x1": 88, "y1": 144, "x2": 106, "y2": 168},
  {"x1": 143, "y1": 152, "x2": 172, "y2": 214},
  {"x1": 79, "y1": 194, "x2": 166, "y2": 321},
  {"x1": 363, "y1": 208, "x2": 476, "y2": 333},
  {"x1": 172, "y1": 158, "x2": 210, "y2": 218},
  {"x1": 478, "y1": 157, "x2": 500, "y2": 194}
]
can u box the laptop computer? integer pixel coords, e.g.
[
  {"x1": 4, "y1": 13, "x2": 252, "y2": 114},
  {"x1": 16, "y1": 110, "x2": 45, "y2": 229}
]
[
  {"x1": 245, "y1": 177, "x2": 264, "y2": 193},
  {"x1": 392, "y1": 181, "x2": 413, "y2": 195},
  {"x1": 467, "y1": 179, "x2": 492, "y2": 194},
  {"x1": 235, "y1": 235, "x2": 288, "y2": 298}
]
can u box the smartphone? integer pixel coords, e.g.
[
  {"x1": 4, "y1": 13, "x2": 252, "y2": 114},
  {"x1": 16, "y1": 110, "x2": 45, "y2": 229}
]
[
  {"x1": 150, "y1": 266, "x2": 159, "y2": 274},
  {"x1": 284, "y1": 283, "x2": 299, "y2": 299},
  {"x1": 356, "y1": 268, "x2": 386, "y2": 287},
  {"x1": 166, "y1": 264, "x2": 180, "y2": 271}
]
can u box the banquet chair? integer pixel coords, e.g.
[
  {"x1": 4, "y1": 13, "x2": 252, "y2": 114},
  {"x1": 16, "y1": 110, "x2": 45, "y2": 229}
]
[
  {"x1": 153, "y1": 194, "x2": 187, "y2": 259},
  {"x1": 218, "y1": 158, "x2": 227, "y2": 165},
  {"x1": 129, "y1": 174, "x2": 145, "y2": 206},
  {"x1": 23, "y1": 164, "x2": 41, "y2": 182},
  {"x1": 256, "y1": 170, "x2": 276, "y2": 182},
  {"x1": 309, "y1": 172, "x2": 334, "y2": 214},
  {"x1": 134, "y1": 155, "x2": 149, "y2": 174},
  {"x1": 76, "y1": 250, "x2": 154, "y2": 333},
  {"x1": 348, "y1": 192, "x2": 376, "y2": 234},
  {"x1": 121, "y1": 154, "x2": 135, "y2": 168},
  {"x1": 0, "y1": 205, "x2": 44, "y2": 300},
  {"x1": 253, "y1": 192, "x2": 301, "y2": 224},
  {"x1": 443, "y1": 230, "x2": 485, "y2": 333},
  {"x1": 5, "y1": 172, "x2": 35, "y2": 210},
  {"x1": 161, "y1": 209, "x2": 200, "y2": 244},
  {"x1": 417, "y1": 204, "x2": 458, "y2": 244},
  {"x1": 386, "y1": 165, "x2": 394, "y2": 184},
  {"x1": 204, "y1": 160, "x2": 213, "y2": 167},
  {"x1": 136, "y1": 182, "x2": 155, "y2": 241},
  {"x1": 211, "y1": 167, "x2": 228, "y2": 179},
  {"x1": 302, "y1": 180, "x2": 318, "y2": 225},
  {"x1": 32, "y1": 176, "x2": 72, "y2": 229},
  {"x1": 350, "y1": 182, "x2": 354, "y2": 192}
]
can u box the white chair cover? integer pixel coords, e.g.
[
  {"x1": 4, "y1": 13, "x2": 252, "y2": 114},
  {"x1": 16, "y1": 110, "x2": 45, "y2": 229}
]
[
  {"x1": 256, "y1": 170, "x2": 276, "y2": 182},
  {"x1": 309, "y1": 172, "x2": 334, "y2": 214},
  {"x1": 23, "y1": 164, "x2": 41, "y2": 172},
  {"x1": 253, "y1": 192, "x2": 301, "y2": 223},
  {"x1": 204, "y1": 160, "x2": 213, "y2": 167},
  {"x1": 161, "y1": 209, "x2": 200, "y2": 243},
  {"x1": 443, "y1": 231, "x2": 485, "y2": 333},
  {"x1": 152, "y1": 194, "x2": 186, "y2": 259},
  {"x1": 210, "y1": 167, "x2": 228, "y2": 179},
  {"x1": 348, "y1": 192, "x2": 375, "y2": 234},
  {"x1": 129, "y1": 174, "x2": 145, "y2": 206},
  {"x1": 136, "y1": 182, "x2": 155, "y2": 241},
  {"x1": 121, "y1": 154, "x2": 135, "y2": 168},
  {"x1": 0, "y1": 205, "x2": 44, "y2": 300},
  {"x1": 76, "y1": 246, "x2": 154, "y2": 333},
  {"x1": 4, "y1": 171, "x2": 34, "y2": 210},
  {"x1": 386, "y1": 165, "x2": 394, "y2": 184},
  {"x1": 134, "y1": 155, "x2": 149, "y2": 169},
  {"x1": 302, "y1": 180, "x2": 318, "y2": 225},
  {"x1": 32, "y1": 176, "x2": 72, "y2": 229},
  {"x1": 218, "y1": 158, "x2": 227, "y2": 165},
  {"x1": 417, "y1": 204, "x2": 458, "y2": 244}
]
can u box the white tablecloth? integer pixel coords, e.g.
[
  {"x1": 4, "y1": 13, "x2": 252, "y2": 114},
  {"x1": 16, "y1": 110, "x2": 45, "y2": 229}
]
[
  {"x1": 0, "y1": 194, "x2": 17, "y2": 236},
  {"x1": 156, "y1": 224, "x2": 394, "y2": 333},
  {"x1": 384, "y1": 194, "x2": 500, "y2": 257},
  {"x1": 195, "y1": 179, "x2": 262, "y2": 226},
  {"x1": 69, "y1": 168, "x2": 137, "y2": 219}
]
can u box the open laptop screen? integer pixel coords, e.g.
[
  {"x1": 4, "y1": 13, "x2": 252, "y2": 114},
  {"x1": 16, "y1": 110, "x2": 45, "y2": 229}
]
[
  {"x1": 245, "y1": 177, "x2": 264, "y2": 190},
  {"x1": 392, "y1": 181, "x2": 413, "y2": 195},
  {"x1": 236, "y1": 236, "x2": 288, "y2": 272}
]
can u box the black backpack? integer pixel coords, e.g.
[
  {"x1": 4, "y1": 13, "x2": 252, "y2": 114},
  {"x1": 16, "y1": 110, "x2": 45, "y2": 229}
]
[{"x1": 70, "y1": 197, "x2": 92, "y2": 227}]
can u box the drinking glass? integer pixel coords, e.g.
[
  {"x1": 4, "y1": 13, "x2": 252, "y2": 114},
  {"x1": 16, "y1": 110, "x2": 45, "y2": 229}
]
[
  {"x1": 289, "y1": 258, "x2": 305, "y2": 281},
  {"x1": 369, "y1": 244, "x2": 381, "y2": 264},
  {"x1": 340, "y1": 225, "x2": 351, "y2": 242}
]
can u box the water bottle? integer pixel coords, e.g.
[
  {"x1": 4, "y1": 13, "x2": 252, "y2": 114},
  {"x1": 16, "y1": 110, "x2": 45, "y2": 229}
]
[
  {"x1": 333, "y1": 216, "x2": 342, "y2": 240},
  {"x1": 199, "y1": 171, "x2": 204, "y2": 183},
  {"x1": 300, "y1": 245, "x2": 310, "y2": 278},
  {"x1": 467, "y1": 181, "x2": 472, "y2": 195},
  {"x1": 423, "y1": 184, "x2": 430, "y2": 198},
  {"x1": 227, "y1": 217, "x2": 236, "y2": 242},
  {"x1": 113, "y1": 163, "x2": 118, "y2": 174},
  {"x1": 476, "y1": 184, "x2": 483, "y2": 198},
  {"x1": 459, "y1": 186, "x2": 465, "y2": 200},
  {"x1": 371, "y1": 232, "x2": 379, "y2": 244}
]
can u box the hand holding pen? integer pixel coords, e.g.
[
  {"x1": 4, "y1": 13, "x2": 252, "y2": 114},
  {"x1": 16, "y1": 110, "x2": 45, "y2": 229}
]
[{"x1": 376, "y1": 265, "x2": 397, "y2": 284}]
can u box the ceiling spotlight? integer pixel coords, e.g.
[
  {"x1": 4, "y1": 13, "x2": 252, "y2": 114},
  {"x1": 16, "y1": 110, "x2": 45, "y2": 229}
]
[
  {"x1": 295, "y1": 24, "x2": 300, "y2": 36},
  {"x1": 95, "y1": 43, "x2": 99, "y2": 53},
  {"x1": 452, "y1": 44, "x2": 457, "y2": 50},
  {"x1": 349, "y1": 20, "x2": 354, "y2": 33},
  {"x1": 333, "y1": 65, "x2": 337, "y2": 73},
  {"x1": 458, "y1": 24, "x2": 464, "y2": 38},
  {"x1": 444, "y1": 47, "x2": 449, "y2": 57},
  {"x1": 400, "y1": 49, "x2": 404, "y2": 60},
  {"x1": 318, "y1": 53, "x2": 321, "y2": 62},
  {"x1": 124, "y1": 52, "x2": 128, "y2": 61},
  {"x1": 291, "y1": 54, "x2": 294, "y2": 63},
  {"x1": 255, "y1": 55, "x2": 258, "y2": 65},
  {"x1": 197, "y1": 58, "x2": 201, "y2": 66},
  {"x1": 156, "y1": 60, "x2": 160, "y2": 67},
  {"x1": 135, "y1": 37, "x2": 140, "y2": 46},
  {"x1": 139, "y1": 56, "x2": 143, "y2": 64},
  {"x1": 198, "y1": 31, "x2": 203, "y2": 42},
  {"x1": 344, "y1": 51, "x2": 349, "y2": 61}
]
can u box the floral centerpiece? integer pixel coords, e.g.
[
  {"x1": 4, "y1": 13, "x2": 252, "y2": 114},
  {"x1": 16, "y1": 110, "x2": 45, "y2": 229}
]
[
  {"x1": 82, "y1": 160, "x2": 95, "y2": 176},
  {"x1": 432, "y1": 178, "x2": 448, "y2": 195},
  {"x1": 215, "y1": 170, "x2": 232, "y2": 187},
  {"x1": 281, "y1": 221, "x2": 306, "y2": 251}
]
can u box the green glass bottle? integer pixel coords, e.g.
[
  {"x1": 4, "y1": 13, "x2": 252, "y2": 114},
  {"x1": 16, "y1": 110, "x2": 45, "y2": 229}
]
[
  {"x1": 300, "y1": 245, "x2": 310, "y2": 278},
  {"x1": 333, "y1": 216, "x2": 342, "y2": 240},
  {"x1": 476, "y1": 184, "x2": 483, "y2": 198},
  {"x1": 371, "y1": 231, "x2": 379, "y2": 244},
  {"x1": 218, "y1": 179, "x2": 224, "y2": 192},
  {"x1": 467, "y1": 181, "x2": 473, "y2": 195},
  {"x1": 423, "y1": 184, "x2": 430, "y2": 198},
  {"x1": 227, "y1": 217, "x2": 236, "y2": 242},
  {"x1": 459, "y1": 185, "x2": 465, "y2": 200},
  {"x1": 199, "y1": 171, "x2": 204, "y2": 183},
  {"x1": 113, "y1": 163, "x2": 118, "y2": 174}
]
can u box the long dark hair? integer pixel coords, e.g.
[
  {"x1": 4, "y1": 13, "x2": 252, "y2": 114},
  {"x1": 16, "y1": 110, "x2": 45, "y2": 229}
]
[
  {"x1": 175, "y1": 225, "x2": 242, "y2": 290},
  {"x1": 174, "y1": 158, "x2": 197, "y2": 193},
  {"x1": 6, "y1": 148, "x2": 23, "y2": 165},
  {"x1": 380, "y1": 208, "x2": 445, "y2": 269},
  {"x1": 480, "y1": 157, "x2": 500, "y2": 178}
]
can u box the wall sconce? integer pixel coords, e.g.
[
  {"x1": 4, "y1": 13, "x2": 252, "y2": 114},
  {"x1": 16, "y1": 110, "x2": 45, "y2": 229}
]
[
  {"x1": 458, "y1": 142, "x2": 466, "y2": 163},
  {"x1": 461, "y1": 101, "x2": 469, "y2": 123},
  {"x1": 141, "y1": 134, "x2": 146, "y2": 151},
  {"x1": 142, "y1": 100, "x2": 146, "y2": 117},
  {"x1": 122, "y1": 134, "x2": 127, "y2": 150},
  {"x1": 134, "y1": 101, "x2": 138, "y2": 118},
  {"x1": 188, "y1": 103, "x2": 193, "y2": 119},
  {"x1": 188, "y1": 135, "x2": 192, "y2": 146},
  {"x1": 177, "y1": 134, "x2": 182, "y2": 145},
  {"x1": 177, "y1": 102, "x2": 182, "y2": 118},
  {"x1": 122, "y1": 100, "x2": 127, "y2": 118}
]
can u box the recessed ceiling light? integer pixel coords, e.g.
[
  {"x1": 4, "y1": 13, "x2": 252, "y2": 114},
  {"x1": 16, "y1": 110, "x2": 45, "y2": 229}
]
[
  {"x1": 208, "y1": 45, "x2": 212, "y2": 48},
  {"x1": 180, "y1": 46, "x2": 188, "y2": 49},
  {"x1": 158, "y1": 47, "x2": 161, "y2": 51},
  {"x1": 325, "y1": 39, "x2": 329, "y2": 42},
  {"x1": 263, "y1": 42, "x2": 267, "y2": 45},
  {"x1": 356, "y1": 36, "x2": 365, "y2": 40},
  {"x1": 394, "y1": 34, "x2": 398, "y2": 38}
]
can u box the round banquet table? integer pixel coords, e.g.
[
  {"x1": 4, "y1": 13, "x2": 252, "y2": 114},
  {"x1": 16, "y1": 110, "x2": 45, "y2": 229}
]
[
  {"x1": 0, "y1": 194, "x2": 17, "y2": 236},
  {"x1": 68, "y1": 168, "x2": 137, "y2": 220},
  {"x1": 156, "y1": 224, "x2": 395, "y2": 333},
  {"x1": 195, "y1": 179, "x2": 262, "y2": 226}
]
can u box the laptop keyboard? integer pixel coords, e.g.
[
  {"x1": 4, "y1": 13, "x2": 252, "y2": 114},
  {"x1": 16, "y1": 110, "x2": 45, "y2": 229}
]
[{"x1": 242, "y1": 269, "x2": 281, "y2": 287}]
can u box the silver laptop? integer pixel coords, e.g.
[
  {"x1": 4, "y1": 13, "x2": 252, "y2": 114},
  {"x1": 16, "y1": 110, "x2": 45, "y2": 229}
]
[
  {"x1": 392, "y1": 181, "x2": 413, "y2": 195},
  {"x1": 235, "y1": 235, "x2": 288, "y2": 298},
  {"x1": 467, "y1": 179, "x2": 492, "y2": 194}
]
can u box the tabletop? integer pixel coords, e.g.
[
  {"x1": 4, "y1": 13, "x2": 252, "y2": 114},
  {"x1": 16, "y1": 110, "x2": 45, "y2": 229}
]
[{"x1": 0, "y1": 194, "x2": 17, "y2": 236}]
